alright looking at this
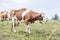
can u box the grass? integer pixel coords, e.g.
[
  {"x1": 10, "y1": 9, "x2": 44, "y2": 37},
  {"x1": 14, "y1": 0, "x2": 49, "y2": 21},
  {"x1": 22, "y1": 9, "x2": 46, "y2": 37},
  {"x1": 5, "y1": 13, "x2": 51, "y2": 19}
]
[{"x1": 0, "y1": 21, "x2": 60, "y2": 40}]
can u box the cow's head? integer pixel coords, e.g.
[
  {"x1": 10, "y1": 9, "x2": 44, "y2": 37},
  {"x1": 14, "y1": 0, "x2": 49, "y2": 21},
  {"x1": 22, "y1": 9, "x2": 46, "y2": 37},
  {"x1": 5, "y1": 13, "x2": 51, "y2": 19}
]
[{"x1": 38, "y1": 13, "x2": 45, "y2": 23}]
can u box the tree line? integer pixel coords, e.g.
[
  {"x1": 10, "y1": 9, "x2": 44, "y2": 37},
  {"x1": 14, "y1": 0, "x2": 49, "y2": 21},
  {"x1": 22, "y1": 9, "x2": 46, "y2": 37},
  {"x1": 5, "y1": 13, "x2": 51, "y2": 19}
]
[{"x1": 52, "y1": 14, "x2": 59, "y2": 20}]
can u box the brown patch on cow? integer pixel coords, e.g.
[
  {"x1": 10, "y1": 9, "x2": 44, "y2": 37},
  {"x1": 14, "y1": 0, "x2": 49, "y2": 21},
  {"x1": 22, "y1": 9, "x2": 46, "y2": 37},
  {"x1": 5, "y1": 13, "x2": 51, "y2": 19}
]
[{"x1": 10, "y1": 8, "x2": 27, "y2": 20}]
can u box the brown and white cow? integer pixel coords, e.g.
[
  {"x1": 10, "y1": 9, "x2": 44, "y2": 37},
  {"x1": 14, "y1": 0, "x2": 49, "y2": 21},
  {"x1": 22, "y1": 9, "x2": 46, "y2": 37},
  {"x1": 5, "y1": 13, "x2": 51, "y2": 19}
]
[
  {"x1": 10, "y1": 8, "x2": 44, "y2": 33},
  {"x1": 0, "y1": 11, "x2": 11, "y2": 21}
]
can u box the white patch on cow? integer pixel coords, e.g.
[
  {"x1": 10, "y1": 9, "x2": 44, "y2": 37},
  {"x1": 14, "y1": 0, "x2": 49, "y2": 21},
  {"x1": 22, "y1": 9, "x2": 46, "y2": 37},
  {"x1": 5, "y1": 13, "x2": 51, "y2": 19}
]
[
  {"x1": 22, "y1": 10, "x2": 30, "y2": 20},
  {"x1": 25, "y1": 25, "x2": 31, "y2": 33}
]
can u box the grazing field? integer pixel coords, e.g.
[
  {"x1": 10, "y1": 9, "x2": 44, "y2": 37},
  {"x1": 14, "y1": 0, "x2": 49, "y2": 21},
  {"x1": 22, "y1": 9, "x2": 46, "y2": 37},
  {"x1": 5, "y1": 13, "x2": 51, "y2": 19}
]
[{"x1": 0, "y1": 21, "x2": 60, "y2": 40}]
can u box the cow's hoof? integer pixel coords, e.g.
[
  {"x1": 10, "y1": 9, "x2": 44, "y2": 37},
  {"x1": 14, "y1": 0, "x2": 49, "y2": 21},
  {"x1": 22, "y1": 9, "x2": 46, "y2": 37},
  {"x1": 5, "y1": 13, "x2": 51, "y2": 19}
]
[
  {"x1": 13, "y1": 30, "x2": 16, "y2": 33},
  {"x1": 28, "y1": 31, "x2": 31, "y2": 34}
]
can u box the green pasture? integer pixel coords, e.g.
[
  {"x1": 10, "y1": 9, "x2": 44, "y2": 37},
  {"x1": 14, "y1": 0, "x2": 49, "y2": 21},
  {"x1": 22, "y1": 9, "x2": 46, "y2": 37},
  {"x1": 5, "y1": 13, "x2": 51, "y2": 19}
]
[{"x1": 0, "y1": 21, "x2": 60, "y2": 40}]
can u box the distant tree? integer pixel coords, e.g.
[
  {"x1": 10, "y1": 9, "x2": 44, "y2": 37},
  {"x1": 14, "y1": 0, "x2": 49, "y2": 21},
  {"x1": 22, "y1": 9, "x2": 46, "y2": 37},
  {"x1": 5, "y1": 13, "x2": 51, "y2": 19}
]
[{"x1": 52, "y1": 14, "x2": 59, "y2": 20}]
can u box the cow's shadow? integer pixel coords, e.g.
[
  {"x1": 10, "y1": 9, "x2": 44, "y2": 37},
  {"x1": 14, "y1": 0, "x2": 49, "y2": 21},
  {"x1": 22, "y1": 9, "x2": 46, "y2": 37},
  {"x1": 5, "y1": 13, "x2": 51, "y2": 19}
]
[
  {"x1": 16, "y1": 31, "x2": 25, "y2": 34},
  {"x1": 16, "y1": 31, "x2": 31, "y2": 38}
]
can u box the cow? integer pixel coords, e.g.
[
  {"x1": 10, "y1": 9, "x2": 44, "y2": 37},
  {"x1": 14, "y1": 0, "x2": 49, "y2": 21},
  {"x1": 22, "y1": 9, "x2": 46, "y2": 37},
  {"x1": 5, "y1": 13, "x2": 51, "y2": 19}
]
[
  {"x1": 10, "y1": 8, "x2": 44, "y2": 33},
  {"x1": 0, "y1": 11, "x2": 11, "y2": 22}
]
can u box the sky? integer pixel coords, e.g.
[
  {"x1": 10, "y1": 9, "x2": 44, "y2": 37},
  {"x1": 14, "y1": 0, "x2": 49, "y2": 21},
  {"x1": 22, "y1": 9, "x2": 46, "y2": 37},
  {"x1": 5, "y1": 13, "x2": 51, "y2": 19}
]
[{"x1": 0, "y1": 0, "x2": 60, "y2": 19}]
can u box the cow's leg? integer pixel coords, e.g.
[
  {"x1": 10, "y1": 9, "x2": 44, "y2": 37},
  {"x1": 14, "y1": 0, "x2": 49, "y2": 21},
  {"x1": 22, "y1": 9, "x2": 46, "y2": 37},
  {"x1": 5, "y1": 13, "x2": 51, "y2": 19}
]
[
  {"x1": 11, "y1": 17, "x2": 16, "y2": 32},
  {"x1": 25, "y1": 20, "x2": 31, "y2": 33},
  {"x1": 12, "y1": 22, "x2": 16, "y2": 32},
  {"x1": 25, "y1": 25, "x2": 30, "y2": 33}
]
